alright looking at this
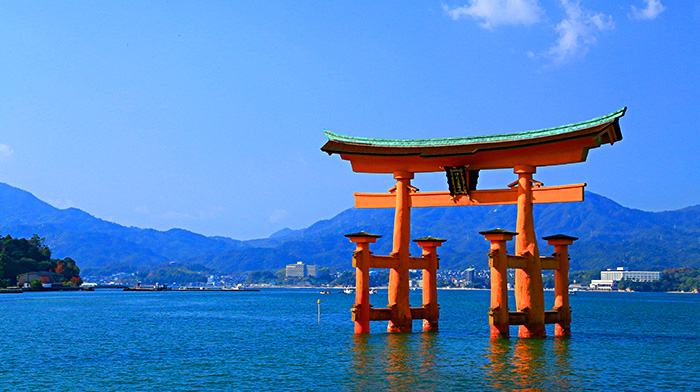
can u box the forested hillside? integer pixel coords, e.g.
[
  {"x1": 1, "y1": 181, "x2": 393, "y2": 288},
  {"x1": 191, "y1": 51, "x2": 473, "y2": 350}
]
[{"x1": 0, "y1": 234, "x2": 81, "y2": 287}]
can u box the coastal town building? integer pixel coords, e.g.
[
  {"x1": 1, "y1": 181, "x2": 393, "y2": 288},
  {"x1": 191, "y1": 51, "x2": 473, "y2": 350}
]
[
  {"x1": 463, "y1": 267, "x2": 476, "y2": 284},
  {"x1": 590, "y1": 267, "x2": 661, "y2": 289},
  {"x1": 285, "y1": 261, "x2": 317, "y2": 278},
  {"x1": 601, "y1": 267, "x2": 661, "y2": 282}
]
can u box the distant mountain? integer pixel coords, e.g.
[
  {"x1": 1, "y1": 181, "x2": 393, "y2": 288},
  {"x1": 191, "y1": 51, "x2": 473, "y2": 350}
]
[
  {"x1": 210, "y1": 193, "x2": 700, "y2": 272},
  {"x1": 0, "y1": 182, "x2": 698, "y2": 274},
  {"x1": 0, "y1": 182, "x2": 249, "y2": 274}
]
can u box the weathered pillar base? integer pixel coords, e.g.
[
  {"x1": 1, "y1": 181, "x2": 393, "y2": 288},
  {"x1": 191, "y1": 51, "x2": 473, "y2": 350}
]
[
  {"x1": 490, "y1": 325, "x2": 509, "y2": 340},
  {"x1": 387, "y1": 319, "x2": 412, "y2": 333},
  {"x1": 555, "y1": 323, "x2": 571, "y2": 337},
  {"x1": 423, "y1": 319, "x2": 439, "y2": 331},
  {"x1": 519, "y1": 325, "x2": 547, "y2": 338}
]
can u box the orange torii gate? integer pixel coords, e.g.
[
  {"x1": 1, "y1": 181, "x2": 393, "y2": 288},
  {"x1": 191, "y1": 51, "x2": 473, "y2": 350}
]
[{"x1": 322, "y1": 108, "x2": 625, "y2": 338}]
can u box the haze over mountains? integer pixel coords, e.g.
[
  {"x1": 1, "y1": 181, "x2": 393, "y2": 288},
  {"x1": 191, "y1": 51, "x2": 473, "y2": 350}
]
[{"x1": 0, "y1": 182, "x2": 698, "y2": 274}]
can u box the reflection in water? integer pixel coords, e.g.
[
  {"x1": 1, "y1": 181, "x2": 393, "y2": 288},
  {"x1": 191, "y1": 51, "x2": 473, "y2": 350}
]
[
  {"x1": 419, "y1": 331, "x2": 437, "y2": 381},
  {"x1": 512, "y1": 338, "x2": 546, "y2": 390},
  {"x1": 350, "y1": 334, "x2": 375, "y2": 391},
  {"x1": 485, "y1": 339, "x2": 514, "y2": 391},
  {"x1": 552, "y1": 338, "x2": 575, "y2": 391},
  {"x1": 485, "y1": 337, "x2": 578, "y2": 391},
  {"x1": 384, "y1": 333, "x2": 418, "y2": 390},
  {"x1": 350, "y1": 331, "x2": 441, "y2": 391},
  {"x1": 351, "y1": 329, "x2": 578, "y2": 391}
]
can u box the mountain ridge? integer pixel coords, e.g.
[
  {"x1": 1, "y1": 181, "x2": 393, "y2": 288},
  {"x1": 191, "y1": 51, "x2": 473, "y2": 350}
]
[{"x1": 0, "y1": 182, "x2": 698, "y2": 274}]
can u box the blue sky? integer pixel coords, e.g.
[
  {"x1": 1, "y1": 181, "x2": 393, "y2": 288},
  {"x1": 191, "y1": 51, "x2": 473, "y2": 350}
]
[{"x1": 0, "y1": 1, "x2": 698, "y2": 239}]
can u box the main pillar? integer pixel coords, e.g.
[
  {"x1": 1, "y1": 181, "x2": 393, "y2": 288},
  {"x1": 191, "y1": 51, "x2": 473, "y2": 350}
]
[
  {"x1": 544, "y1": 234, "x2": 577, "y2": 337},
  {"x1": 513, "y1": 165, "x2": 546, "y2": 338},
  {"x1": 387, "y1": 171, "x2": 413, "y2": 332}
]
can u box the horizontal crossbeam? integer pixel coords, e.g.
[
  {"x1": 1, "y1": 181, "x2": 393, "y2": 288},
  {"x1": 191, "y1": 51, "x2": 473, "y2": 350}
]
[
  {"x1": 540, "y1": 256, "x2": 559, "y2": 270},
  {"x1": 367, "y1": 307, "x2": 435, "y2": 321},
  {"x1": 353, "y1": 255, "x2": 434, "y2": 270},
  {"x1": 354, "y1": 183, "x2": 585, "y2": 209},
  {"x1": 501, "y1": 310, "x2": 563, "y2": 325}
]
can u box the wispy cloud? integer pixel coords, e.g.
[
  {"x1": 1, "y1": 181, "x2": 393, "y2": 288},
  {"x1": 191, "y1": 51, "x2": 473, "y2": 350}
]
[
  {"x1": 0, "y1": 144, "x2": 13, "y2": 160},
  {"x1": 548, "y1": 0, "x2": 614, "y2": 63},
  {"x1": 47, "y1": 199, "x2": 76, "y2": 209},
  {"x1": 630, "y1": 0, "x2": 666, "y2": 20},
  {"x1": 442, "y1": 0, "x2": 544, "y2": 28},
  {"x1": 269, "y1": 209, "x2": 288, "y2": 223}
]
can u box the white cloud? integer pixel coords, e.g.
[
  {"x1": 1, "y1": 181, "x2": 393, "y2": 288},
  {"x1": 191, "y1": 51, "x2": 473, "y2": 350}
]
[
  {"x1": 630, "y1": 0, "x2": 666, "y2": 20},
  {"x1": 0, "y1": 144, "x2": 13, "y2": 160},
  {"x1": 548, "y1": 0, "x2": 614, "y2": 63},
  {"x1": 269, "y1": 209, "x2": 288, "y2": 223},
  {"x1": 443, "y1": 0, "x2": 544, "y2": 28},
  {"x1": 47, "y1": 199, "x2": 76, "y2": 209}
]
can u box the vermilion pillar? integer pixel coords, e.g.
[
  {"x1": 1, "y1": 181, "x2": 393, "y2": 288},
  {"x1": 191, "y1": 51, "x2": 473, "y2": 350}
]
[
  {"x1": 480, "y1": 229, "x2": 517, "y2": 339},
  {"x1": 544, "y1": 234, "x2": 578, "y2": 337},
  {"x1": 513, "y1": 165, "x2": 546, "y2": 338},
  {"x1": 388, "y1": 171, "x2": 413, "y2": 332},
  {"x1": 346, "y1": 232, "x2": 382, "y2": 334},
  {"x1": 414, "y1": 237, "x2": 446, "y2": 331}
]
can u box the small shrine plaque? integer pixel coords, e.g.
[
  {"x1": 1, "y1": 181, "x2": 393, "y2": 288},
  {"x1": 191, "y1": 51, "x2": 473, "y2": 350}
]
[{"x1": 445, "y1": 166, "x2": 479, "y2": 199}]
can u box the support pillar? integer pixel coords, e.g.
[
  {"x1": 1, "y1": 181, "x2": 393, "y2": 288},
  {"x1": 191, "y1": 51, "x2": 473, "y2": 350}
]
[
  {"x1": 513, "y1": 165, "x2": 546, "y2": 338},
  {"x1": 544, "y1": 234, "x2": 578, "y2": 337},
  {"x1": 480, "y1": 229, "x2": 517, "y2": 339},
  {"x1": 346, "y1": 232, "x2": 382, "y2": 334},
  {"x1": 414, "y1": 237, "x2": 446, "y2": 331},
  {"x1": 388, "y1": 171, "x2": 414, "y2": 332}
]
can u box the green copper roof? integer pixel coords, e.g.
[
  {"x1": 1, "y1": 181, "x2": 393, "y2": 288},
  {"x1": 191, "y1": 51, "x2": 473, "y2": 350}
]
[{"x1": 325, "y1": 107, "x2": 626, "y2": 147}]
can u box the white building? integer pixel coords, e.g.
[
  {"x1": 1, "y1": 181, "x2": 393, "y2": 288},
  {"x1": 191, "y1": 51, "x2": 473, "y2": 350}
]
[
  {"x1": 285, "y1": 261, "x2": 318, "y2": 278},
  {"x1": 589, "y1": 279, "x2": 616, "y2": 290},
  {"x1": 600, "y1": 267, "x2": 661, "y2": 282},
  {"x1": 306, "y1": 264, "x2": 317, "y2": 277},
  {"x1": 590, "y1": 267, "x2": 661, "y2": 289}
]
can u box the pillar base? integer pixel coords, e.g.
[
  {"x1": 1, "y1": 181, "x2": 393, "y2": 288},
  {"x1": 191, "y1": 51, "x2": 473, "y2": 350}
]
[
  {"x1": 555, "y1": 324, "x2": 571, "y2": 337},
  {"x1": 354, "y1": 324, "x2": 370, "y2": 334},
  {"x1": 518, "y1": 324, "x2": 547, "y2": 338},
  {"x1": 387, "y1": 320, "x2": 412, "y2": 333},
  {"x1": 490, "y1": 325, "x2": 509, "y2": 339},
  {"x1": 423, "y1": 319, "x2": 438, "y2": 331}
]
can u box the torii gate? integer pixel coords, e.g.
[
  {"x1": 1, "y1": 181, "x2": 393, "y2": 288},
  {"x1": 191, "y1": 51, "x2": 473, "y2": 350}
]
[{"x1": 322, "y1": 108, "x2": 625, "y2": 338}]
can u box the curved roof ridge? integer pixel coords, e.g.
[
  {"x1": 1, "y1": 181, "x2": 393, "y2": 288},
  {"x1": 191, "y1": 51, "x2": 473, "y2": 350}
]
[{"x1": 325, "y1": 107, "x2": 626, "y2": 147}]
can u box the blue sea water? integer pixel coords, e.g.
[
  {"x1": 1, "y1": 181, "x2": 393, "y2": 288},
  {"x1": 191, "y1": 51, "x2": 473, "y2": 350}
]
[{"x1": 1, "y1": 289, "x2": 699, "y2": 391}]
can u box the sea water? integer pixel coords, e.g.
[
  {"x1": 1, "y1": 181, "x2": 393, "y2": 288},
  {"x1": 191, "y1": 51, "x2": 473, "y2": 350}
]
[{"x1": 1, "y1": 289, "x2": 699, "y2": 391}]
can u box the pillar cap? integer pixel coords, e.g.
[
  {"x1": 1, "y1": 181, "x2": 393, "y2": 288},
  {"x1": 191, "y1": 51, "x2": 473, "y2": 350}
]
[
  {"x1": 478, "y1": 229, "x2": 518, "y2": 236},
  {"x1": 393, "y1": 170, "x2": 414, "y2": 179},
  {"x1": 479, "y1": 228, "x2": 517, "y2": 241},
  {"x1": 413, "y1": 237, "x2": 447, "y2": 246},
  {"x1": 345, "y1": 231, "x2": 382, "y2": 243},
  {"x1": 542, "y1": 234, "x2": 578, "y2": 241},
  {"x1": 514, "y1": 164, "x2": 536, "y2": 174},
  {"x1": 413, "y1": 236, "x2": 447, "y2": 242},
  {"x1": 543, "y1": 234, "x2": 578, "y2": 246}
]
